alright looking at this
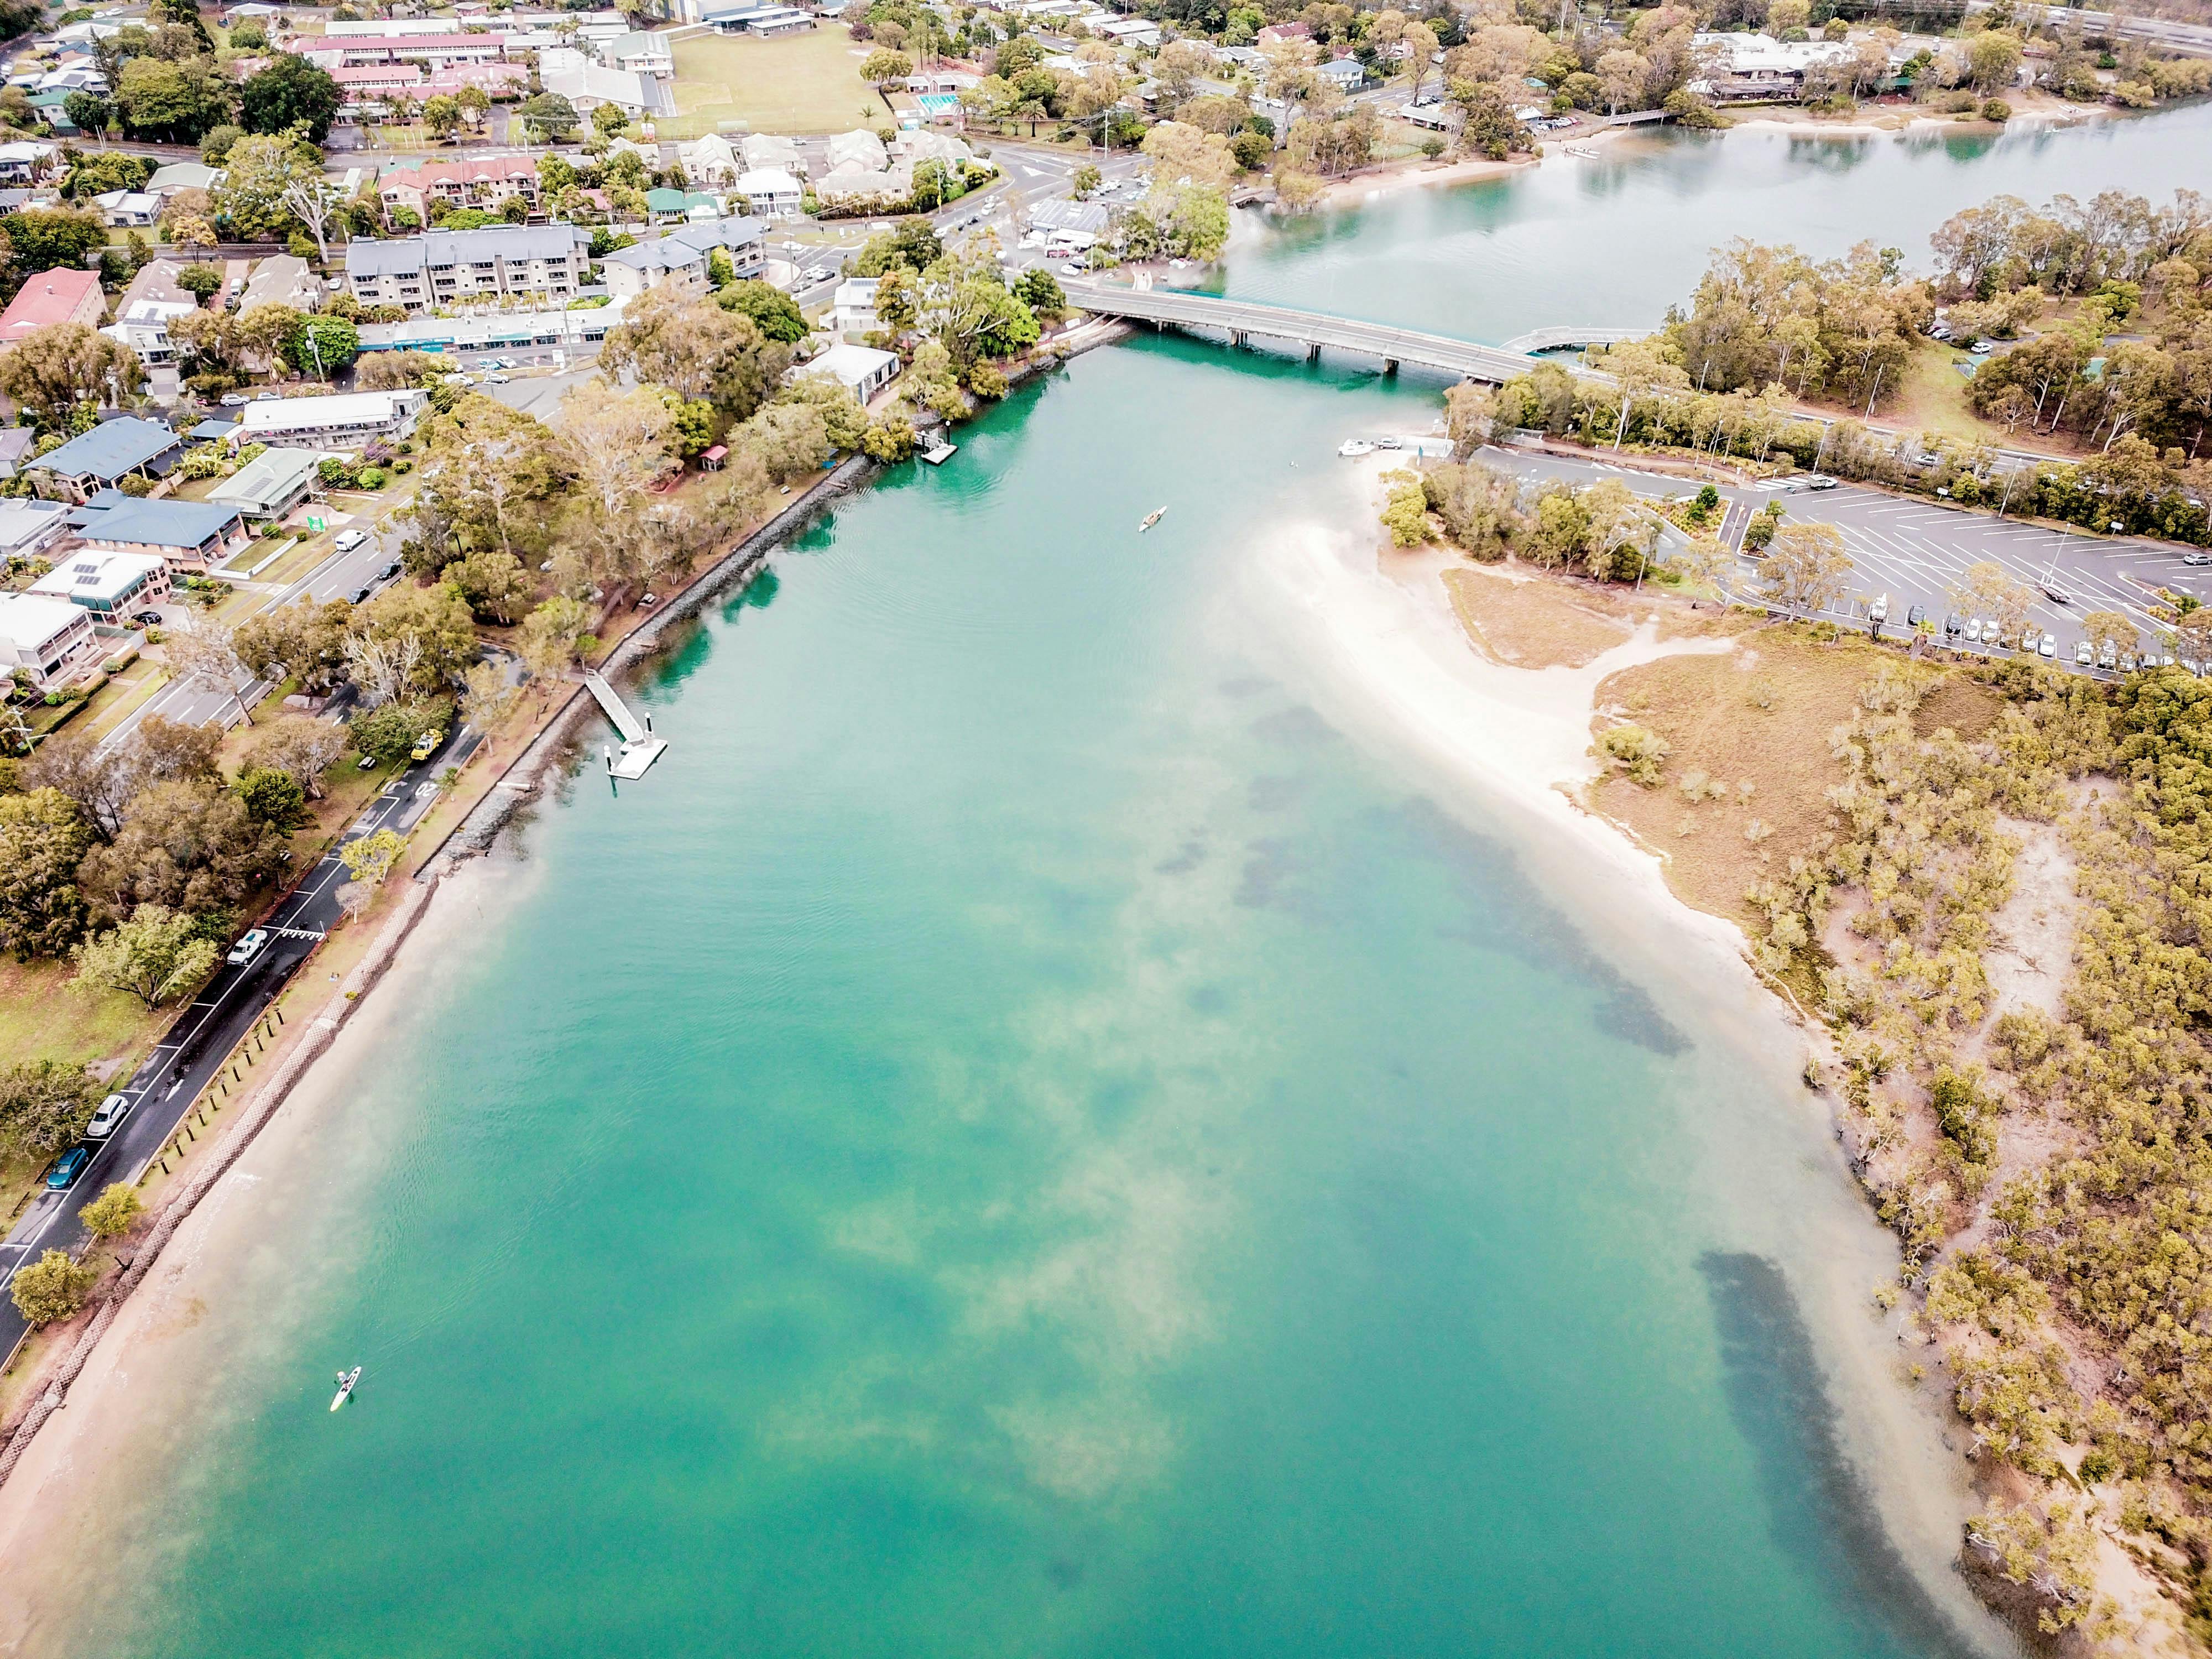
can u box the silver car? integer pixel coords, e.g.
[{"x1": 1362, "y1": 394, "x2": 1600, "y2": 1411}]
[
  {"x1": 2038, "y1": 633, "x2": 2057, "y2": 658},
  {"x1": 86, "y1": 1092, "x2": 131, "y2": 1139}
]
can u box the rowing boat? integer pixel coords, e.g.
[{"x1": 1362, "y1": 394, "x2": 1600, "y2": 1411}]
[{"x1": 1139, "y1": 507, "x2": 1165, "y2": 532}]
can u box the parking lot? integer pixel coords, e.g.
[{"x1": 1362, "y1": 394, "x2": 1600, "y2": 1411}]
[{"x1": 1480, "y1": 447, "x2": 2210, "y2": 671}]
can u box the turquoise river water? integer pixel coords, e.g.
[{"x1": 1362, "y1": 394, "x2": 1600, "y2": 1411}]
[{"x1": 10, "y1": 107, "x2": 2206, "y2": 1658}]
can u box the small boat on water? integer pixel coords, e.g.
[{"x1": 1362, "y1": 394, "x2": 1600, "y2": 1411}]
[
  {"x1": 1139, "y1": 507, "x2": 1165, "y2": 533},
  {"x1": 1338, "y1": 439, "x2": 1376, "y2": 457},
  {"x1": 331, "y1": 1366, "x2": 362, "y2": 1412}
]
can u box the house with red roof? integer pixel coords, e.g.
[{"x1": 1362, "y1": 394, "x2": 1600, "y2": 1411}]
[{"x1": 0, "y1": 267, "x2": 106, "y2": 344}]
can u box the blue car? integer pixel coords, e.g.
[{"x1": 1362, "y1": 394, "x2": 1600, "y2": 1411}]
[{"x1": 45, "y1": 1146, "x2": 90, "y2": 1191}]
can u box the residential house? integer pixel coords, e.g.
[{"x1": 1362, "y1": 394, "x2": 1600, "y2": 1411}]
[
  {"x1": 733, "y1": 167, "x2": 804, "y2": 218},
  {"x1": 803, "y1": 342, "x2": 898, "y2": 401},
  {"x1": 644, "y1": 186, "x2": 724, "y2": 220},
  {"x1": 146, "y1": 160, "x2": 223, "y2": 196},
  {"x1": 739, "y1": 133, "x2": 805, "y2": 176},
  {"x1": 680, "y1": 133, "x2": 743, "y2": 185},
  {"x1": 90, "y1": 189, "x2": 160, "y2": 226},
  {"x1": 829, "y1": 276, "x2": 879, "y2": 336},
  {"x1": 0, "y1": 593, "x2": 100, "y2": 688},
  {"x1": 0, "y1": 428, "x2": 38, "y2": 481},
  {"x1": 235, "y1": 389, "x2": 430, "y2": 448},
  {"x1": 825, "y1": 129, "x2": 889, "y2": 174},
  {"x1": 102, "y1": 259, "x2": 201, "y2": 367},
  {"x1": 1255, "y1": 20, "x2": 1310, "y2": 43},
  {"x1": 1316, "y1": 55, "x2": 1364, "y2": 91},
  {"x1": 0, "y1": 267, "x2": 105, "y2": 343},
  {"x1": 208, "y1": 446, "x2": 323, "y2": 520},
  {"x1": 378, "y1": 153, "x2": 542, "y2": 222},
  {"x1": 1098, "y1": 15, "x2": 1159, "y2": 45},
  {"x1": 29, "y1": 549, "x2": 172, "y2": 618},
  {"x1": 29, "y1": 418, "x2": 185, "y2": 500},
  {"x1": 0, "y1": 141, "x2": 56, "y2": 183},
  {"x1": 597, "y1": 214, "x2": 766, "y2": 299},
  {"x1": 0, "y1": 497, "x2": 70, "y2": 557},
  {"x1": 27, "y1": 91, "x2": 80, "y2": 137},
  {"x1": 239, "y1": 253, "x2": 325, "y2": 313},
  {"x1": 813, "y1": 168, "x2": 911, "y2": 210},
  {"x1": 68, "y1": 496, "x2": 249, "y2": 572},
  {"x1": 1688, "y1": 32, "x2": 1856, "y2": 100},
  {"x1": 322, "y1": 15, "x2": 465, "y2": 33},
  {"x1": 344, "y1": 223, "x2": 591, "y2": 312}
]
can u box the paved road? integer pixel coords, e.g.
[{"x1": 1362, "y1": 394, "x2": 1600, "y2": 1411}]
[
  {"x1": 0, "y1": 724, "x2": 480, "y2": 1361},
  {"x1": 1964, "y1": 0, "x2": 2212, "y2": 55},
  {"x1": 1475, "y1": 445, "x2": 2208, "y2": 661}
]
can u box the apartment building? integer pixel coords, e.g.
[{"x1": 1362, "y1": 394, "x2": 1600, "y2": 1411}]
[{"x1": 344, "y1": 223, "x2": 591, "y2": 312}]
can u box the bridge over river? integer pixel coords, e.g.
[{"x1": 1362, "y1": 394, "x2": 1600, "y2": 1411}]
[{"x1": 1063, "y1": 283, "x2": 1598, "y2": 384}]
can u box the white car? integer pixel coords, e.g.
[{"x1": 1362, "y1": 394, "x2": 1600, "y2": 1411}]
[
  {"x1": 226, "y1": 928, "x2": 269, "y2": 967},
  {"x1": 485, "y1": 372, "x2": 511, "y2": 384},
  {"x1": 1058, "y1": 263, "x2": 1083, "y2": 276},
  {"x1": 220, "y1": 392, "x2": 249, "y2": 408},
  {"x1": 2038, "y1": 633, "x2": 2058, "y2": 658},
  {"x1": 86, "y1": 1092, "x2": 131, "y2": 1139},
  {"x1": 334, "y1": 529, "x2": 368, "y2": 552}
]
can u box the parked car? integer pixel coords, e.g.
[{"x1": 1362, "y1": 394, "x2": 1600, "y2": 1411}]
[
  {"x1": 2039, "y1": 633, "x2": 2058, "y2": 658},
  {"x1": 410, "y1": 729, "x2": 444, "y2": 763},
  {"x1": 2183, "y1": 552, "x2": 2212, "y2": 567},
  {"x1": 2075, "y1": 639, "x2": 2095, "y2": 666},
  {"x1": 46, "y1": 1146, "x2": 90, "y2": 1190},
  {"x1": 1906, "y1": 603, "x2": 1926, "y2": 629},
  {"x1": 1868, "y1": 594, "x2": 1889, "y2": 625},
  {"x1": 86, "y1": 1093, "x2": 131, "y2": 1139},
  {"x1": 226, "y1": 927, "x2": 268, "y2": 967},
  {"x1": 2100, "y1": 640, "x2": 2119, "y2": 670},
  {"x1": 254, "y1": 389, "x2": 280, "y2": 401},
  {"x1": 485, "y1": 372, "x2": 510, "y2": 384},
  {"x1": 220, "y1": 392, "x2": 249, "y2": 408},
  {"x1": 1802, "y1": 474, "x2": 1838, "y2": 491},
  {"x1": 349, "y1": 583, "x2": 373, "y2": 604},
  {"x1": 379, "y1": 560, "x2": 401, "y2": 581},
  {"x1": 334, "y1": 529, "x2": 368, "y2": 552},
  {"x1": 1058, "y1": 263, "x2": 1083, "y2": 276},
  {"x1": 132, "y1": 609, "x2": 164, "y2": 627},
  {"x1": 1943, "y1": 612, "x2": 1963, "y2": 637},
  {"x1": 1964, "y1": 617, "x2": 1983, "y2": 642}
]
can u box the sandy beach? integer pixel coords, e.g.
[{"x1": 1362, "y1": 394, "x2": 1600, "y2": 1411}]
[{"x1": 1319, "y1": 150, "x2": 1538, "y2": 207}]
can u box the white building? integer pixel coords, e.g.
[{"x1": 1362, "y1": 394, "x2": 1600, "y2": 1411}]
[
  {"x1": 30, "y1": 550, "x2": 172, "y2": 620},
  {"x1": 544, "y1": 61, "x2": 654, "y2": 115},
  {"x1": 0, "y1": 592, "x2": 98, "y2": 688},
  {"x1": 733, "y1": 167, "x2": 804, "y2": 217},
  {"x1": 680, "y1": 132, "x2": 742, "y2": 185},
  {"x1": 805, "y1": 342, "x2": 899, "y2": 401},
  {"x1": 236, "y1": 389, "x2": 430, "y2": 448},
  {"x1": 0, "y1": 498, "x2": 71, "y2": 561},
  {"x1": 91, "y1": 189, "x2": 159, "y2": 226},
  {"x1": 830, "y1": 276, "x2": 879, "y2": 336},
  {"x1": 825, "y1": 129, "x2": 889, "y2": 174},
  {"x1": 740, "y1": 132, "x2": 805, "y2": 176}
]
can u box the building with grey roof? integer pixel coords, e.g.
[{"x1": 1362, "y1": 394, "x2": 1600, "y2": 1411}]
[
  {"x1": 28, "y1": 416, "x2": 184, "y2": 500},
  {"x1": 344, "y1": 223, "x2": 592, "y2": 314},
  {"x1": 66, "y1": 495, "x2": 249, "y2": 571},
  {"x1": 598, "y1": 215, "x2": 765, "y2": 300}
]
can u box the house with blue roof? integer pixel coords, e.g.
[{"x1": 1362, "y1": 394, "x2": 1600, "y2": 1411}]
[
  {"x1": 67, "y1": 494, "x2": 249, "y2": 572},
  {"x1": 28, "y1": 416, "x2": 185, "y2": 502}
]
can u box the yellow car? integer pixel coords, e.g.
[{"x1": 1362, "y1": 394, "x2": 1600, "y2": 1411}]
[{"x1": 409, "y1": 730, "x2": 444, "y2": 763}]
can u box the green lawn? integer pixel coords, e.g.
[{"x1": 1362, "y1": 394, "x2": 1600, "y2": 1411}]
[{"x1": 665, "y1": 29, "x2": 885, "y2": 138}]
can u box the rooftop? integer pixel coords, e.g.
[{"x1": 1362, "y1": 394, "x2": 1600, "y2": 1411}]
[
  {"x1": 29, "y1": 548, "x2": 166, "y2": 603},
  {"x1": 0, "y1": 591, "x2": 88, "y2": 646},
  {"x1": 344, "y1": 222, "x2": 588, "y2": 277},
  {"x1": 0, "y1": 266, "x2": 103, "y2": 341},
  {"x1": 236, "y1": 389, "x2": 427, "y2": 434},
  {"x1": 30, "y1": 416, "x2": 181, "y2": 482},
  {"x1": 68, "y1": 495, "x2": 241, "y2": 549}
]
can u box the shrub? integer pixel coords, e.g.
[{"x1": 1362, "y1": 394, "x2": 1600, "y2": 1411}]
[
  {"x1": 1981, "y1": 98, "x2": 2011, "y2": 121},
  {"x1": 11, "y1": 1249, "x2": 96, "y2": 1327},
  {"x1": 1599, "y1": 723, "x2": 1669, "y2": 785}
]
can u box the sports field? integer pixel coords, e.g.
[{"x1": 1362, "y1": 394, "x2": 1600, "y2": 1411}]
[{"x1": 665, "y1": 29, "x2": 885, "y2": 137}]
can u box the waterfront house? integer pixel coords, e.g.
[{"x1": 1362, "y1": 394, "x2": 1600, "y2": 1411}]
[
  {"x1": 30, "y1": 418, "x2": 185, "y2": 500},
  {"x1": 0, "y1": 592, "x2": 99, "y2": 688},
  {"x1": 803, "y1": 342, "x2": 898, "y2": 402},
  {"x1": 830, "y1": 276, "x2": 879, "y2": 336},
  {"x1": 29, "y1": 549, "x2": 173, "y2": 618}
]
